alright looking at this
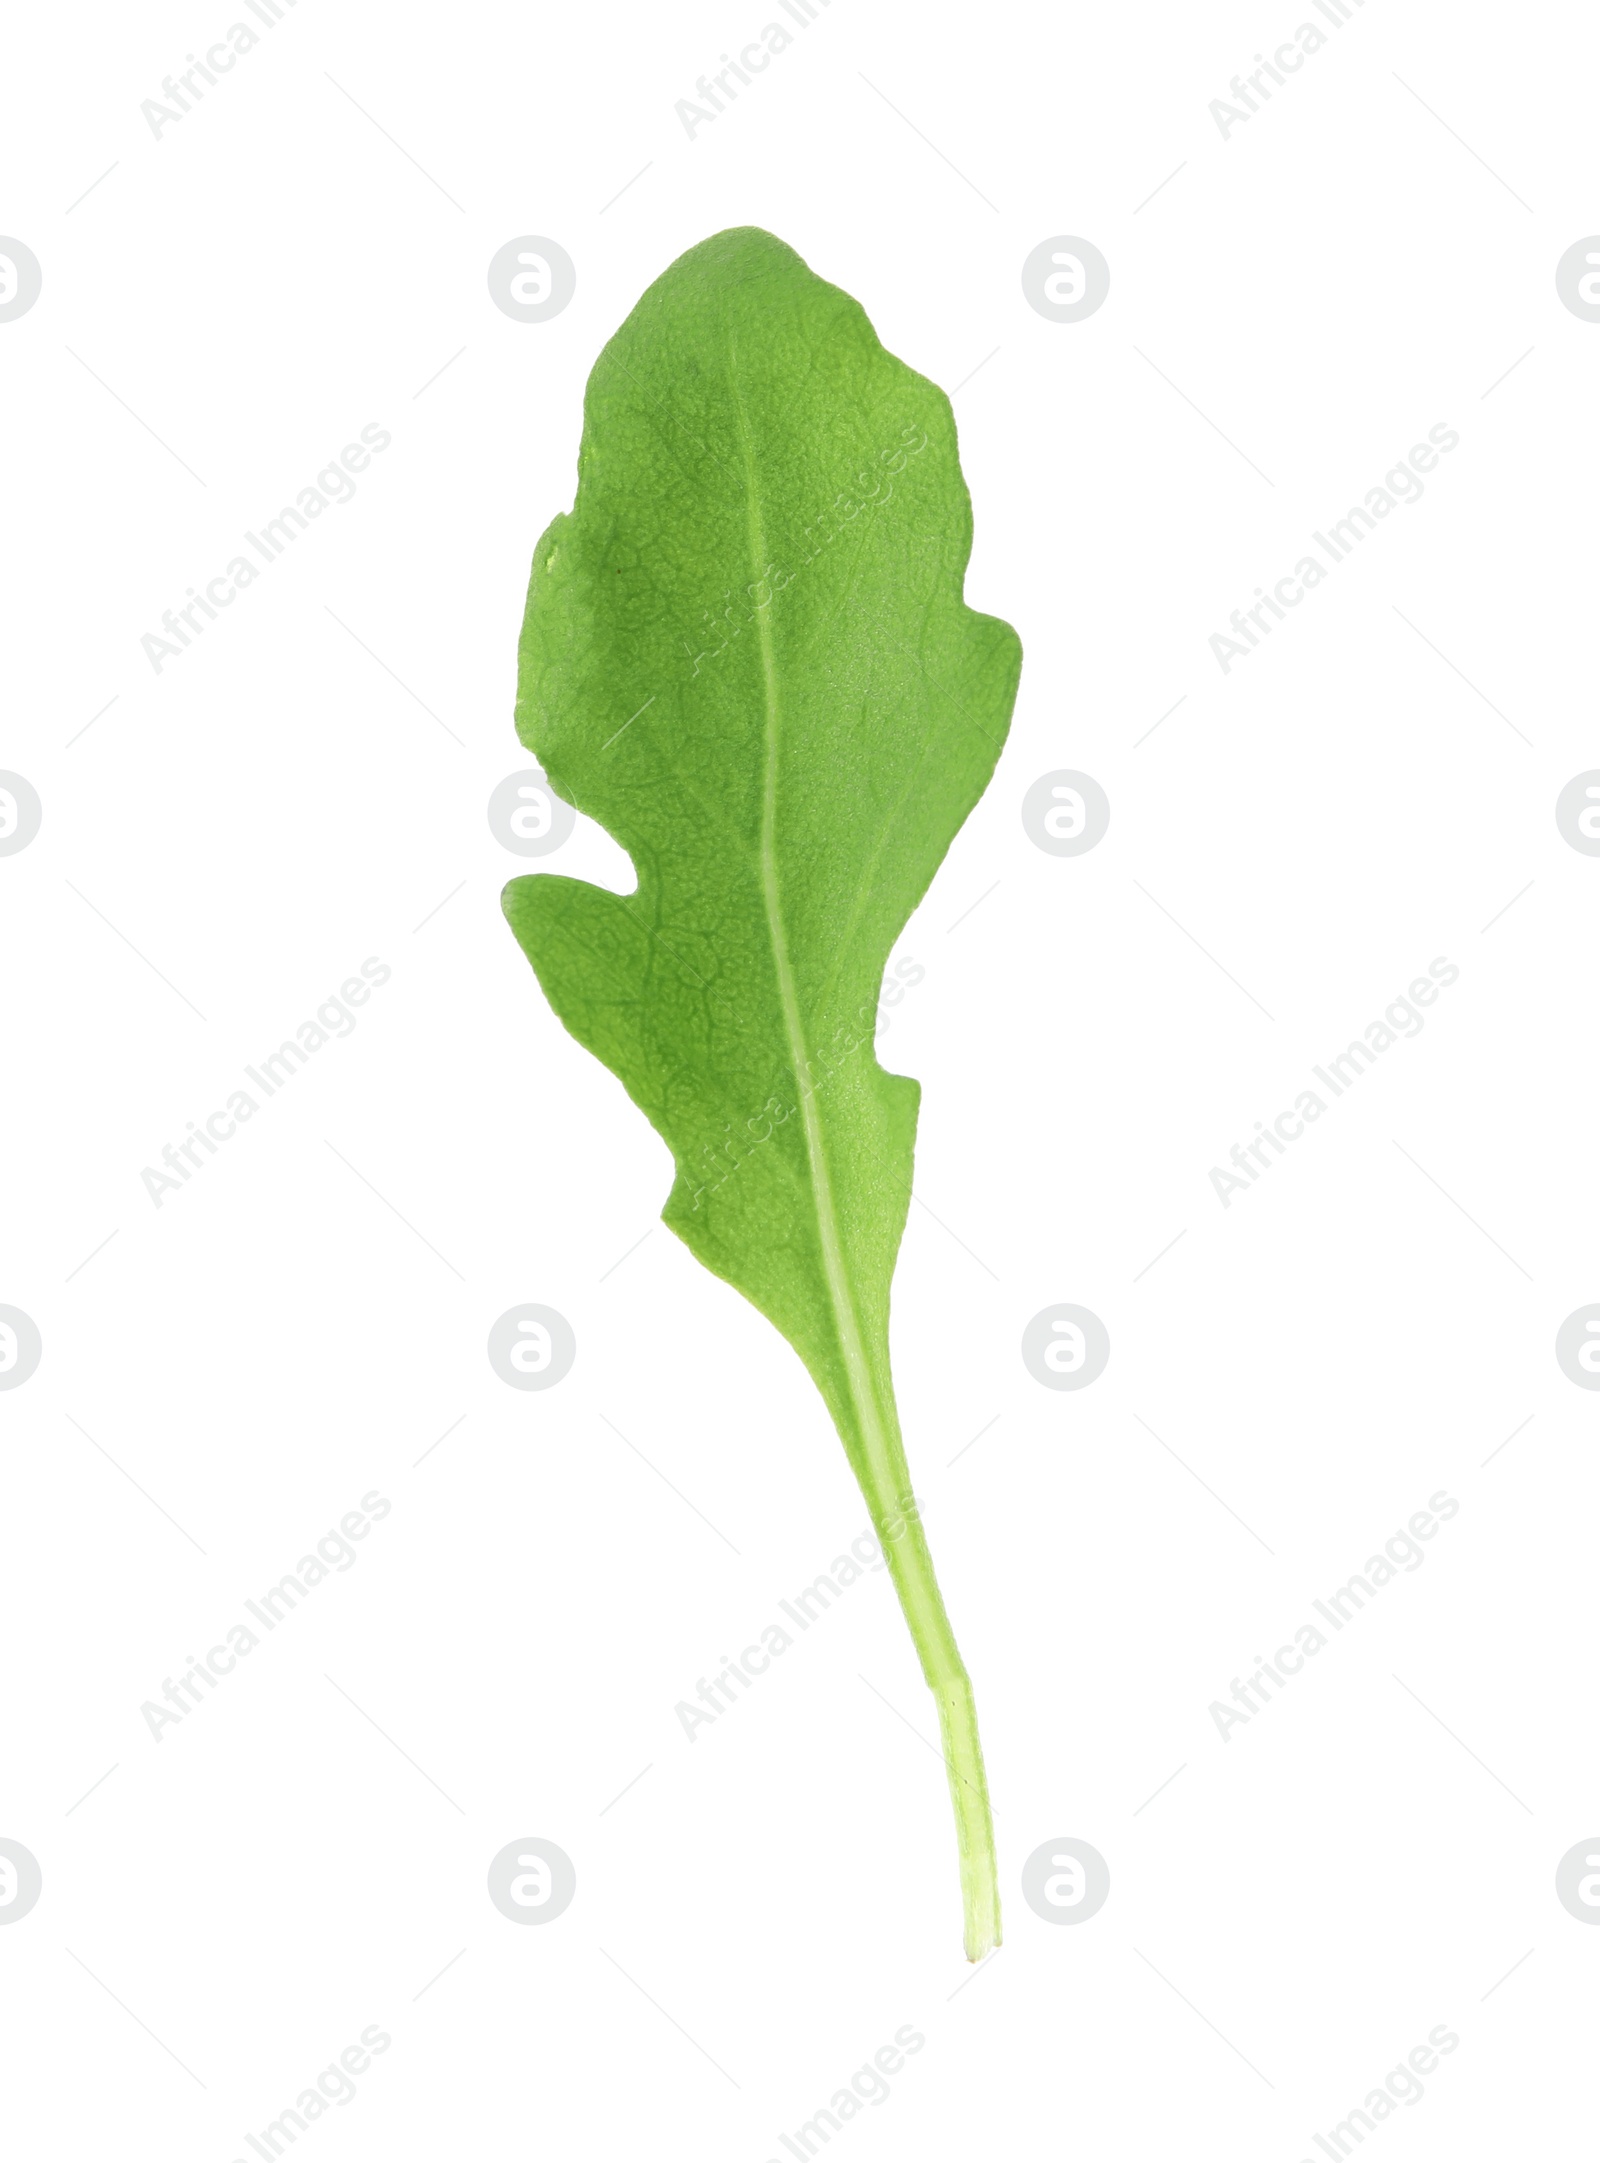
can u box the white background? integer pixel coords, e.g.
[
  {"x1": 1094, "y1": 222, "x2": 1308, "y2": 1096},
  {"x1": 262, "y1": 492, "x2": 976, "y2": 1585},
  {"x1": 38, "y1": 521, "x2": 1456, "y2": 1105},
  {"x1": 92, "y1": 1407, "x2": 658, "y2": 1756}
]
[{"x1": 3, "y1": 1, "x2": 1598, "y2": 2156}]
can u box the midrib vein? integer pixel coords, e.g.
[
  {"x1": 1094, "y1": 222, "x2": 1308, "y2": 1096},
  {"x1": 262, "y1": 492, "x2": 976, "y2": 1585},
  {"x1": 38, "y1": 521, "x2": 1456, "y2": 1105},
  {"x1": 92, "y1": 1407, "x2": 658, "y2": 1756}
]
[{"x1": 727, "y1": 350, "x2": 889, "y2": 1466}]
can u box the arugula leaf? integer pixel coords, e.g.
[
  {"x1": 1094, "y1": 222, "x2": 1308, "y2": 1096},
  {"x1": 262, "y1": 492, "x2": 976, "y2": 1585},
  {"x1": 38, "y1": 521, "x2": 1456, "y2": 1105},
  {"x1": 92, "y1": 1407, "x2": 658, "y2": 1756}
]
[{"x1": 504, "y1": 227, "x2": 1021, "y2": 1957}]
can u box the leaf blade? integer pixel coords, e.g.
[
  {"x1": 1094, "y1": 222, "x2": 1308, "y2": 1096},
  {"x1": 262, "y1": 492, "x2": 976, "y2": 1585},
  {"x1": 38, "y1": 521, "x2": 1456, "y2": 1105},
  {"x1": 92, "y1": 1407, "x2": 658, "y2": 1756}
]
[{"x1": 504, "y1": 227, "x2": 1020, "y2": 1954}]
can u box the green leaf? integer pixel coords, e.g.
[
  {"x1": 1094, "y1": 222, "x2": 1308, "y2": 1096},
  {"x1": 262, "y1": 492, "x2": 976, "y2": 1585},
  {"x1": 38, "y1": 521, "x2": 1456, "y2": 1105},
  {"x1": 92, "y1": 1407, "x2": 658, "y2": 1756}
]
[{"x1": 503, "y1": 227, "x2": 1021, "y2": 1956}]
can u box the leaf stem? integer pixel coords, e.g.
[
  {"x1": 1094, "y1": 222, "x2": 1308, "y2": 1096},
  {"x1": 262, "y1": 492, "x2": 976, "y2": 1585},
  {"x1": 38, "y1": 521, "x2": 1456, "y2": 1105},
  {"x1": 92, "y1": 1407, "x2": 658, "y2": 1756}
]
[
  {"x1": 728, "y1": 337, "x2": 998, "y2": 1955},
  {"x1": 867, "y1": 1466, "x2": 1001, "y2": 1961}
]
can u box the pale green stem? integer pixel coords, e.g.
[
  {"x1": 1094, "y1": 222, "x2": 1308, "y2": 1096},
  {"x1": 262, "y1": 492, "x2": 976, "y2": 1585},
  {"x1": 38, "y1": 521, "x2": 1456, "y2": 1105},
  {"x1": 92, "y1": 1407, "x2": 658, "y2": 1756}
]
[
  {"x1": 873, "y1": 1485, "x2": 1001, "y2": 1959},
  {"x1": 732, "y1": 335, "x2": 999, "y2": 1957}
]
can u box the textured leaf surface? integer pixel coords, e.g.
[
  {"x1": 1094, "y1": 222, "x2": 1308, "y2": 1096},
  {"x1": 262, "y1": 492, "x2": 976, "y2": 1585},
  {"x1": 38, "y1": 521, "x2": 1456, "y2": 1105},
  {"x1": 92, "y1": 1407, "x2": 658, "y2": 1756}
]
[
  {"x1": 505, "y1": 226, "x2": 1019, "y2": 1455},
  {"x1": 503, "y1": 227, "x2": 1021, "y2": 1954}
]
